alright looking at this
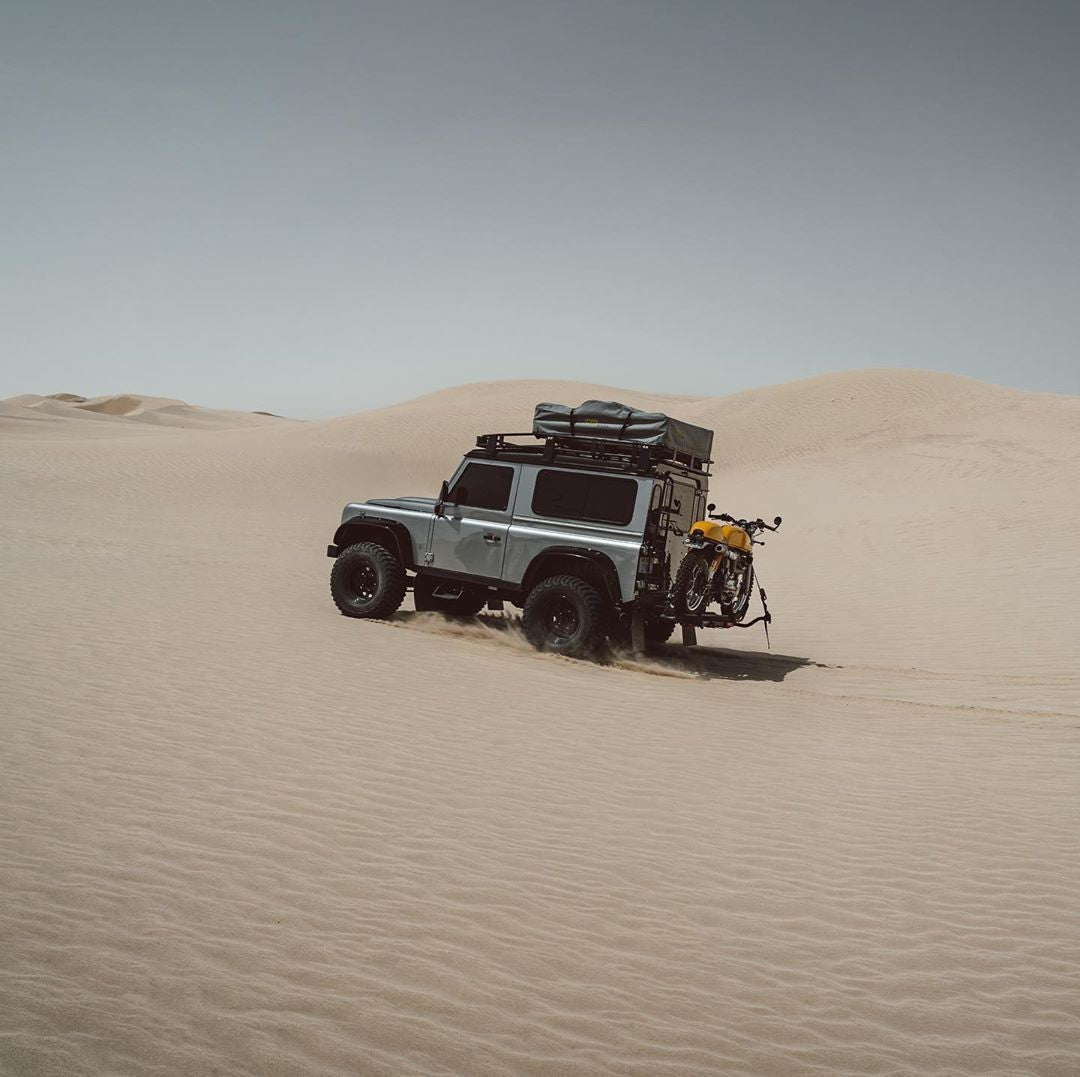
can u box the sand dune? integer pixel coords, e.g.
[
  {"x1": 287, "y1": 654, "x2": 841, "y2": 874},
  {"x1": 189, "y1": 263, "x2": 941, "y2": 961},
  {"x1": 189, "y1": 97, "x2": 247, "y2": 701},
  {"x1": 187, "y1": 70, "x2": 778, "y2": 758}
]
[
  {"x1": 76, "y1": 393, "x2": 152, "y2": 415},
  {"x1": 0, "y1": 391, "x2": 291, "y2": 436},
  {"x1": 2, "y1": 371, "x2": 1078, "y2": 1075},
  {"x1": 286, "y1": 370, "x2": 1080, "y2": 675}
]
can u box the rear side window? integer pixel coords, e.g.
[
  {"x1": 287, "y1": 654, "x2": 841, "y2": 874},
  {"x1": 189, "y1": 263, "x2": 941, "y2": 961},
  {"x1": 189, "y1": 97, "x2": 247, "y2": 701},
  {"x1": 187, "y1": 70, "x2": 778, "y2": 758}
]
[
  {"x1": 531, "y1": 469, "x2": 637, "y2": 526},
  {"x1": 448, "y1": 463, "x2": 514, "y2": 511}
]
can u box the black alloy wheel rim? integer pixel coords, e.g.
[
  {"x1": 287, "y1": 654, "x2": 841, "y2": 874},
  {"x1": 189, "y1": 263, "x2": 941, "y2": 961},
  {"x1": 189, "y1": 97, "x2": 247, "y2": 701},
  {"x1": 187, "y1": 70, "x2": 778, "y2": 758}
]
[
  {"x1": 352, "y1": 562, "x2": 378, "y2": 602},
  {"x1": 546, "y1": 597, "x2": 580, "y2": 642}
]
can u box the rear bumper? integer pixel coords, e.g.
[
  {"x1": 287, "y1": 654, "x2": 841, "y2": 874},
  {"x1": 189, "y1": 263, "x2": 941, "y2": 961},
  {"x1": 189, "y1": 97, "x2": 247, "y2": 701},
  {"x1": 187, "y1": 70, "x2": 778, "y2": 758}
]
[{"x1": 326, "y1": 544, "x2": 339, "y2": 558}]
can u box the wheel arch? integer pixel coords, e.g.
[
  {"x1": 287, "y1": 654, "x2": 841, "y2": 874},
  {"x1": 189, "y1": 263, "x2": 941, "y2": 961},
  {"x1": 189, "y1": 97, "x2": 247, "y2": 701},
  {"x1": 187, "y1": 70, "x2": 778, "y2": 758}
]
[
  {"x1": 333, "y1": 516, "x2": 415, "y2": 569},
  {"x1": 521, "y1": 547, "x2": 622, "y2": 606}
]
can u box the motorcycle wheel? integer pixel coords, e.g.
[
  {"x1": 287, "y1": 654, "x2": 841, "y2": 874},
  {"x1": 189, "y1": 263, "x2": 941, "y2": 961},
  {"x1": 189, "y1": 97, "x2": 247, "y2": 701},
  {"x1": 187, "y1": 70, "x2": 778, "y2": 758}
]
[
  {"x1": 673, "y1": 550, "x2": 714, "y2": 617},
  {"x1": 720, "y1": 563, "x2": 754, "y2": 621}
]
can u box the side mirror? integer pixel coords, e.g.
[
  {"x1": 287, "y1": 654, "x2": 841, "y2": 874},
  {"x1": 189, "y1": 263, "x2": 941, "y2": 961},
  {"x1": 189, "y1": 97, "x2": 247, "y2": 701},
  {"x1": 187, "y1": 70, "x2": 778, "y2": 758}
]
[
  {"x1": 774, "y1": 516, "x2": 782, "y2": 527},
  {"x1": 435, "y1": 480, "x2": 449, "y2": 517},
  {"x1": 707, "y1": 503, "x2": 715, "y2": 512}
]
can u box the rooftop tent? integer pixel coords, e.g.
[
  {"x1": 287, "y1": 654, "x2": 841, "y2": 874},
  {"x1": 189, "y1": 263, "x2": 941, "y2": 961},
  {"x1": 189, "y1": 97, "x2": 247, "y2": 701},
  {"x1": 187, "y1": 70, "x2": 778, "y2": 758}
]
[{"x1": 532, "y1": 399, "x2": 713, "y2": 463}]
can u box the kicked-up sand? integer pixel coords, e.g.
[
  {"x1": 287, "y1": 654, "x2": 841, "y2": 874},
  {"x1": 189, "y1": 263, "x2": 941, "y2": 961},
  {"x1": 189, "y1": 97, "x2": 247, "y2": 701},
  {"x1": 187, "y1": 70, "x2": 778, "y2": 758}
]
[{"x1": 1, "y1": 373, "x2": 1079, "y2": 1075}]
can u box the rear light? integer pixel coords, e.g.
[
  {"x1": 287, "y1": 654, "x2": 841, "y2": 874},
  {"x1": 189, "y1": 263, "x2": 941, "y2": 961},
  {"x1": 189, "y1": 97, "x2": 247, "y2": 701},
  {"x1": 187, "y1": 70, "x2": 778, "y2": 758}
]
[{"x1": 637, "y1": 542, "x2": 667, "y2": 590}]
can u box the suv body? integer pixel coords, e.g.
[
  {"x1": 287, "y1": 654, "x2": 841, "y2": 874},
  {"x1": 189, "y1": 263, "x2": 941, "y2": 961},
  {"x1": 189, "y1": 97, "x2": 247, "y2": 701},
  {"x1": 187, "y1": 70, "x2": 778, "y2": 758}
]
[{"x1": 326, "y1": 428, "x2": 711, "y2": 654}]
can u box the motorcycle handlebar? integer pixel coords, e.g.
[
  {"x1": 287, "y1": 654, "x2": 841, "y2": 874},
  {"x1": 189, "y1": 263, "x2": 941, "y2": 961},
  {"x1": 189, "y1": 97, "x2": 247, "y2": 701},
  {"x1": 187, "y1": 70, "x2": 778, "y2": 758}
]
[{"x1": 707, "y1": 513, "x2": 783, "y2": 533}]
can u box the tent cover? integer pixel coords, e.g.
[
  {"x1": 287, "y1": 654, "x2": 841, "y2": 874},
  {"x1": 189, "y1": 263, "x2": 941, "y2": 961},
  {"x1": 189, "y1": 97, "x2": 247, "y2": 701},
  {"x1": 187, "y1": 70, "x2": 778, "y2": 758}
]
[{"x1": 532, "y1": 400, "x2": 713, "y2": 461}]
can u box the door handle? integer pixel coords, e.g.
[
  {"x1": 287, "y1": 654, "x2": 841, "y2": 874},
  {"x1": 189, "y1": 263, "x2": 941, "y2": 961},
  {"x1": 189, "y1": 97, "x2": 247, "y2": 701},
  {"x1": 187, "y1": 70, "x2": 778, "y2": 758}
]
[{"x1": 482, "y1": 533, "x2": 502, "y2": 544}]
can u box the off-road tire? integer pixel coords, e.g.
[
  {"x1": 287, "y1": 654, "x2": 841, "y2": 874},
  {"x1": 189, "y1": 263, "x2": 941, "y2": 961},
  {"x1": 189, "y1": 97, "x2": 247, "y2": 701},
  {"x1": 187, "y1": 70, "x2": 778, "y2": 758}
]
[
  {"x1": 523, "y1": 575, "x2": 606, "y2": 658},
  {"x1": 330, "y1": 542, "x2": 406, "y2": 619},
  {"x1": 413, "y1": 574, "x2": 488, "y2": 617},
  {"x1": 672, "y1": 549, "x2": 713, "y2": 617}
]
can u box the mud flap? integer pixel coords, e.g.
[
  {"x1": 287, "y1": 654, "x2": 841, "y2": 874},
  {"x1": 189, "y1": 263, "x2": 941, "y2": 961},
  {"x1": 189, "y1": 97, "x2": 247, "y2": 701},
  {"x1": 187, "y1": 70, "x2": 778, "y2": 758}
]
[
  {"x1": 630, "y1": 610, "x2": 646, "y2": 655},
  {"x1": 681, "y1": 623, "x2": 698, "y2": 647}
]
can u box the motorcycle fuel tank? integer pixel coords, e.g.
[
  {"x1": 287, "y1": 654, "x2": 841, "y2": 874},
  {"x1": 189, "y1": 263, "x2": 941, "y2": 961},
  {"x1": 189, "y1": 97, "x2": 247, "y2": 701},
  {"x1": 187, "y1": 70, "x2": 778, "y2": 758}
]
[{"x1": 689, "y1": 520, "x2": 753, "y2": 552}]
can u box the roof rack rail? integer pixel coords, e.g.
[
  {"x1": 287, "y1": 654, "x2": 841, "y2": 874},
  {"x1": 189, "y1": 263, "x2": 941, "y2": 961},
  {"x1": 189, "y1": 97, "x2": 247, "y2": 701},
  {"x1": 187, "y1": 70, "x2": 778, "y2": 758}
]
[{"x1": 472, "y1": 431, "x2": 712, "y2": 478}]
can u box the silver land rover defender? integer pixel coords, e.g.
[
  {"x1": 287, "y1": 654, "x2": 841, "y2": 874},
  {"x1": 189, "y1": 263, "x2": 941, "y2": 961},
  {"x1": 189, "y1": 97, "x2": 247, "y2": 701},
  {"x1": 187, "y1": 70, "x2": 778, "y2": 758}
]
[{"x1": 326, "y1": 400, "x2": 715, "y2": 657}]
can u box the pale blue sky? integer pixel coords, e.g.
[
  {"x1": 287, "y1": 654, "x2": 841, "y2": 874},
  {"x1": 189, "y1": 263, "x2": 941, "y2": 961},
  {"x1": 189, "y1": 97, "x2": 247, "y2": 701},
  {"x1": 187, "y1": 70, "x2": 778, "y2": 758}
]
[{"x1": 2, "y1": 0, "x2": 1077, "y2": 416}]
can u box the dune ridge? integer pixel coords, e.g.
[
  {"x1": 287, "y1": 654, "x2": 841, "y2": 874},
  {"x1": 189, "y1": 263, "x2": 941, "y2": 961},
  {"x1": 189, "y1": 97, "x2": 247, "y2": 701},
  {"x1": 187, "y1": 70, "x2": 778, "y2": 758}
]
[
  {"x1": 2, "y1": 370, "x2": 1078, "y2": 1075},
  {"x1": 0, "y1": 392, "x2": 292, "y2": 434}
]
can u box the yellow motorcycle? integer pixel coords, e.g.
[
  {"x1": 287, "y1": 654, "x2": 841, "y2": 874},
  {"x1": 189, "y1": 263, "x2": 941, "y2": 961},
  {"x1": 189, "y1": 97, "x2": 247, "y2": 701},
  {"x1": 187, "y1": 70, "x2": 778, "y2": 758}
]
[{"x1": 672, "y1": 505, "x2": 782, "y2": 638}]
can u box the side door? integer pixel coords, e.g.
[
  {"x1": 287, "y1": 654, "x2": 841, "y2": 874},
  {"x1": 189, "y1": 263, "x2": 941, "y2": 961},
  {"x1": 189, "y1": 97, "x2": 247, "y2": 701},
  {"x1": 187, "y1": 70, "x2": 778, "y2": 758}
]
[{"x1": 427, "y1": 462, "x2": 517, "y2": 581}]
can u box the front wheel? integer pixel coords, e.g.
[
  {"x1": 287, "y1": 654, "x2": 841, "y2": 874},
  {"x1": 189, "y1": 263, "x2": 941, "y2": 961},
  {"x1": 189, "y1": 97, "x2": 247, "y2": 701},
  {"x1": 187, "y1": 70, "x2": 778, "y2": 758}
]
[
  {"x1": 523, "y1": 575, "x2": 607, "y2": 658},
  {"x1": 330, "y1": 542, "x2": 406, "y2": 619},
  {"x1": 672, "y1": 550, "x2": 714, "y2": 617}
]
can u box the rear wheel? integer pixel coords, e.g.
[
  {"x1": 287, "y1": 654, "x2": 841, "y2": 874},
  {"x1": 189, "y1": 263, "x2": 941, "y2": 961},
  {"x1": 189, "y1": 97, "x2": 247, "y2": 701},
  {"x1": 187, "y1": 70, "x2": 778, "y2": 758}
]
[
  {"x1": 673, "y1": 550, "x2": 714, "y2": 617},
  {"x1": 523, "y1": 575, "x2": 606, "y2": 658},
  {"x1": 330, "y1": 542, "x2": 406, "y2": 619},
  {"x1": 413, "y1": 574, "x2": 488, "y2": 617}
]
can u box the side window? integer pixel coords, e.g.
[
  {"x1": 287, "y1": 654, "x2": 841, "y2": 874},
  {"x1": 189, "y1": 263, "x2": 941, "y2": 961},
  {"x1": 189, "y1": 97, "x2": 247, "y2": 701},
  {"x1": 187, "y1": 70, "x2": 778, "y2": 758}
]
[
  {"x1": 531, "y1": 469, "x2": 637, "y2": 526},
  {"x1": 447, "y1": 463, "x2": 514, "y2": 511}
]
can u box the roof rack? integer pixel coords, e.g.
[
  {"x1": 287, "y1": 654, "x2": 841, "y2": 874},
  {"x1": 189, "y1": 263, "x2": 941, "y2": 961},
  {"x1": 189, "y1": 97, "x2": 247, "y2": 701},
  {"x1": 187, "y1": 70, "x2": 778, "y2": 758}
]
[{"x1": 471, "y1": 431, "x2": 712, "y2": 478}]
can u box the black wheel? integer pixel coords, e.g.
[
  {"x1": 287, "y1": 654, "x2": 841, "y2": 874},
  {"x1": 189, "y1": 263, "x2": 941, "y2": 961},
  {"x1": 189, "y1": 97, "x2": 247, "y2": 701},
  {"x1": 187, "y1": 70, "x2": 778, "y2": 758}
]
[
  {"x1": 330, "y1": 542, "x2": 406, "y2": 619},
  {"x1": 673, "y1": 550, "x2": 714, "y2": 617},
  {"x1": 523, "y1": 575, "x2": 607, "y2": 658},
  {"x1": 413, "y1": 574, "x2": 488, "y2": 617}
]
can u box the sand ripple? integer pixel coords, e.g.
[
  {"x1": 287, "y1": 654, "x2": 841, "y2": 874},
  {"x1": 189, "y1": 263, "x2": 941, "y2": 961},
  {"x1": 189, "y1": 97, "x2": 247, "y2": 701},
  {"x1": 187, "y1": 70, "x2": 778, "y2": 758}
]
[{"x1": 2, "y1": 372, "x2": 1079, "y2": 1074}]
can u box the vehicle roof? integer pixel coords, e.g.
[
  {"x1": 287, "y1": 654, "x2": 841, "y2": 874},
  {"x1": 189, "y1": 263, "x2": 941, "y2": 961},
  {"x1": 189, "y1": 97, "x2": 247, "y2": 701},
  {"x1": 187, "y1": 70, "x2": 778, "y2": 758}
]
[{"x1": 462, "y1": 448, "x2": 652, "y2": 478}]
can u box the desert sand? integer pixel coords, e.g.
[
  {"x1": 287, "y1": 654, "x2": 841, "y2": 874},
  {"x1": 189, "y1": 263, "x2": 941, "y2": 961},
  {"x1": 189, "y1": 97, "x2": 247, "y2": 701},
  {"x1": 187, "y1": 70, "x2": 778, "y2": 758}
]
[{"x1": 2, "y1": 372, "x2": 1078, "y2": 1075}]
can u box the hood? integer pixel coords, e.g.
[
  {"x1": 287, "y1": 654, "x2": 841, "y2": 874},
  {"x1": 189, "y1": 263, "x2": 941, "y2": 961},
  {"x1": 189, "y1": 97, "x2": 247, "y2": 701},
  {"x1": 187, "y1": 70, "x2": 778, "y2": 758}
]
[{"x1": 365, "y1": 497, "x2": 438, "y2": 511}]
